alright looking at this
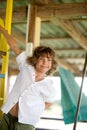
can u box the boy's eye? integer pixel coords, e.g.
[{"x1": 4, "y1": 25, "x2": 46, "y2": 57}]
[
  {"x1": 39, "y1": 57, "x2": 52, "y2": 61},
  {"x1": 39, "y1": 57, "x2": 43, "y2": 60}
]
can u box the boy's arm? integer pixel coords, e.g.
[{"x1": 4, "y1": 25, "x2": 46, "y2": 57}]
[{"x1": 0, "y1": 25, "x2": 21, "y2": 56}]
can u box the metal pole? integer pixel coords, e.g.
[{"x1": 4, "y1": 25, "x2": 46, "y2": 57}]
[{"x1": 73, "y1": 52, "x2": 87, "y2": 130}]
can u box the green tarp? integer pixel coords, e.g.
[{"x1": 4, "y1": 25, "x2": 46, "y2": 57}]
[{"x1": 59, "y1": 67, "x2": 87, "y2": 124}]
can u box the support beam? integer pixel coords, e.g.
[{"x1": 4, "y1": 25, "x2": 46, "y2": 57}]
[
  {"x1": 34, "y1": 17, "x2": 41, "y2": 47},
  {"x1": 51, "y1": 18, "x2": 87, "y2": 51},
  {"x1": 26, "y1": 5, "x2": 37, "y2": 44},
  {"x1": 0, "y1": 0, "x2": 49, "y2": 8},
  {"x1": 55, "y1": 48, "x2": 85, "y2": 53},
  {"x1": 37, "y1": 3, "x2": 87, "y2": 18},
  {"x1": 1, "y1": 3, "x2": 87, "y2": 23},
  {"x1": 40, "y1": 36, "x2": 71, "y2": 40},
  {"x1": 0, "y1": 7, "x2": 27, "y2": 23},
  {"x1": 57, "y1": 58, "x2": 80, "y2": 74},
  {"x1": 26, "y1": 5, "x2": 41, "y2": 47}
]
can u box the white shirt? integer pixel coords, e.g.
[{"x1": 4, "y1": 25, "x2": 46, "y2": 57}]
[{"x1": 1, "y1": 51, "x2": 56, "y2": 126}]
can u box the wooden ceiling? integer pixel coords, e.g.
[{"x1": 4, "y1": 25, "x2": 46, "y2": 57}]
[{"x1": 0, "y1": 0, "x2": 87, "y2": 76}]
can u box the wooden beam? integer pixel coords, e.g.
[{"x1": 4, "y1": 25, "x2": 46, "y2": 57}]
[
  {"x1": 40, "y1": 36, "x2": 71, "y2": 40},
  {"x1": 55, "y1": 48, "x2": 85, "y2": 53},
  {"x1": 1, "y1": 3, "x2": 87, "y2": 23},
  {"x1": 37, "y1": 3, "x2": 87, "y2": 18},
  {"x1": 51, "y1": 18, "x2": 87, "y2": 51},
  {"x1": 57, "y1": 58, "x2": 80, "y2": 74},
  {"x1": 34, "y1": 17, "x2": 41, "y2": 47},
  {"x1": 26, "y1": 5, "x2": 37, "y2": 44},
  {"x1": 65, "y1": 58, "x2": 85, "y2": 64},
  {"x1": 0, "y1": 7, "x2": 27, "y2": 23},
  {"x1": 0, "y1": 0, "x2": 49, "y2": 8},
  {"x1": 34, "y1": 0, "x2": 49, "y2": 4},
  {"x1": 26, "y1": 5, "x2": 41, "y2": 47},
  {"x1": 12, "y1": 7, "x2": 27, "y2": 23}
]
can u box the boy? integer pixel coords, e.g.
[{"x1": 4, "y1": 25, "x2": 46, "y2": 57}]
[{"x1": 0, "y1": 25, "x2": 57, "y2": 130}]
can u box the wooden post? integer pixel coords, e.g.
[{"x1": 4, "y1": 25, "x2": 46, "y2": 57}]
[{"x1": 26, "y1": 5, "x2": 41, "y2": 48}]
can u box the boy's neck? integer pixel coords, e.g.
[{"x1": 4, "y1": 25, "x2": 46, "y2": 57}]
[{"x1": 35, "y1": 71, "x2": 45, "y2": 82}]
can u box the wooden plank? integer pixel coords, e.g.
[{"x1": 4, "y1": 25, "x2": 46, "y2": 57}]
[
  {"x1": 37, "y1": 3, "x2": 87, "y2": 18},
  {"x1": 1, "y1": 3, "x2": 87, "y2": 23},
  {"x1": 34, "y1": 0, "x2": 49, "y2": 4},
  {"x1": 0, "y1": 7, "x2": 27, "y2": 23},
  {"x1": 26, "y1": 5, "x2": 41, "y2": 47},
  {"x1": 41, "y1": 36, "x2": 71, "y2": 40},
  {"x1": 1, "y1": 2, "x2": 87, "y2": 22},
  {"x1": 0, "y1": 0, "x2": 49, "y2": 8},
  {"x1": 34, "y1": 17, "x2": 41, "y2": 47},
  {"x1": 26, "y1": 5, "x2": 37, "y2": 44},
  {"x1": 12, "y1": 7, "x2": 27, "y2": 23}
]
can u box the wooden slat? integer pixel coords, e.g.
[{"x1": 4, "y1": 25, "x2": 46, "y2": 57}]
[{"x1": 37, "y1": 3, "x2": 87, "y2": 18}]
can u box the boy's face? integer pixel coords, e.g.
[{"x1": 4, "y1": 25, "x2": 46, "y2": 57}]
[{"x1": 35, "y1": 54, "x2": 52, "y2": 74}]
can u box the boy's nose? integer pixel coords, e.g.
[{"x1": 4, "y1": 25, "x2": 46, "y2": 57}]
[{"x1": 43, "y1": 59, "x2": 47, "y2": 64}]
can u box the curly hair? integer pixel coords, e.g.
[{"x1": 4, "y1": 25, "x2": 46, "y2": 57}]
[{"x1": 27, "y1": 46, "x2": 58, "y2": 75}]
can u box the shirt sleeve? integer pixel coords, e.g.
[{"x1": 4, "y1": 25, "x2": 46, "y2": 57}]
[
  {"x1": 16, "y1": 51, "x2": 28, "y2": 70},
  {"x1": 39, "y1": 79, "x2": 57, "y2": 103}
]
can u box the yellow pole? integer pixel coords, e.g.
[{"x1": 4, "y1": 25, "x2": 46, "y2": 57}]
[
  {"x1": 0, "y1": 0, "x2": 13, "y2": 118},
  {"x1": 0, "y1": 19, "x2": 5, "y2": 118}
]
